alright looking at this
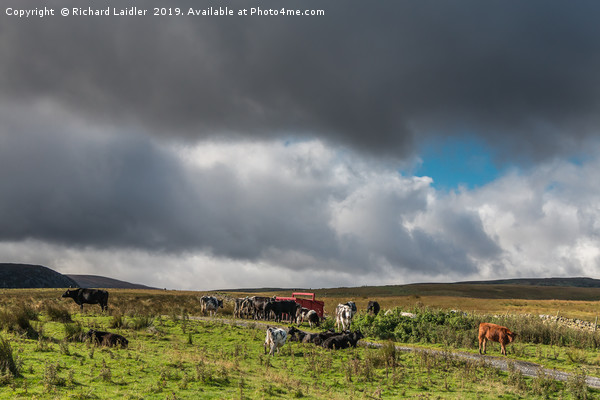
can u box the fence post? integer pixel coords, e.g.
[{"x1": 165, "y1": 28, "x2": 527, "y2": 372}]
[{"x1": 595, "y1": 316, "x2": 598, "y2": 332}]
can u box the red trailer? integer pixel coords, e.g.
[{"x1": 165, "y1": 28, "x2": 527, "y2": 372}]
[{"x1": 275, "y1": 292, "x2": 325, "y2": 319}]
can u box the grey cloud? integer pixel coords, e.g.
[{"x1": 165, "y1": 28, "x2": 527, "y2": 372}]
[{"x1": 2, "y1": 1, "x2": 600, "y2": 161}]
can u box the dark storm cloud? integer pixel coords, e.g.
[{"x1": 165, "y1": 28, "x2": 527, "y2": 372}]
[
  {"x1": 0, "y1": 106, "x2": 346, "y2": 264},
  {"x1": 2, "y1": 0, "x2": 600, "y2": 160}
]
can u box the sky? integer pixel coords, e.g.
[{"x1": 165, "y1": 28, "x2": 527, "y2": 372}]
[{"x1": 1, "y1": 0, "x2": 600, "y2": 290}]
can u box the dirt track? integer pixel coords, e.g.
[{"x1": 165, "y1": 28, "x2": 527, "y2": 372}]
[
  {"x1": 366, "y1": 342, "x2": 600, "y2": 389},
  {"x1": 192, "y1": 316, "x2": 600, "y2": 389}
]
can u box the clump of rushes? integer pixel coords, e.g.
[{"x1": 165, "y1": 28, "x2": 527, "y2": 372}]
[
  {"x1": 44, "y1": 303, "x2": 72, "y2": 323},
  {"x1": 0, "y1": 336, "x2": 21, "y2": 377}
]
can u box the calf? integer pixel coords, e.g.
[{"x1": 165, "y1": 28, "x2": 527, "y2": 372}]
[
  {"x1": 367, "y1": 301, "x2": 380, "y2": 316},
  {"x1": 200, "y1": 296, "x2": 223, "y2": 316},
  {"x1": 264, "y1": 327, "x2": 288, "y2": 356},
  {"x1": 85, "y1": 329, "x2": 128, "y2": 348},
  {"x1": 478, "y1": 322, "x2": 517, "y2": 356},
  {"x1": 62, "y1": 288, "x2": 109, "y2": 312}
]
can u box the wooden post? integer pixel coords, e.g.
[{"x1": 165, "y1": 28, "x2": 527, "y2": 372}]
[{"x1": 595, "y1": 316, "x2": 598, "y2": 332}]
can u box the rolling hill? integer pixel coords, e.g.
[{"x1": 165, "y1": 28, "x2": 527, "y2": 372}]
[
  {"x1": 0, "y1": 263, "x2": 78, "y2": 288},
  {"x1": 0, "y1": 263, "x2": 154, "y2": 289},
  {"x1": 66, "y1": 274, "x2": 156, "y2": 289}
]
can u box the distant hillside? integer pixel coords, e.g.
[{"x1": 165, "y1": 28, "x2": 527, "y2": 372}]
[
  {"x1": 67, "y1": 275, "x2": 157, "y2": 290},
  {"x1": 233, "y1": 277, "x2": 600, "y2": 301},
  {"x1": 0, "y1": 263, "x2": 78, "y2": 288},
  {"x1": 459, "y1": 277, "x2": 600, "y2": 287},
  {"x1": 306, "y1": 278, "x2": 600, "y2": 301}
]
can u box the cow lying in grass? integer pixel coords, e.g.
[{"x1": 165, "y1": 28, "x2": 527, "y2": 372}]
[
  {"x1": 85, "y1": 329, "x2": 129, "y2": 348},
  {"x1": 321, "y1": 331, "x2": 363, "y2": 350},
  {"x1": 302, "y1": 329, "x2": 338, "y2": 346},
  {"x1": 478, "y1": 322, "x2": 516, "y2": 356}
]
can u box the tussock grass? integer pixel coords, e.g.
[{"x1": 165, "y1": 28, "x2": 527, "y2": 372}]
[
  {"x1": 0, "y1": 305, "x2": 40, "y2": 339},
  {"x1": 43, "y1": 303, "x2": 72, "y2": 323},
  {"x1": 0, "y1": 336, "x2": 20, "y2": 378}
]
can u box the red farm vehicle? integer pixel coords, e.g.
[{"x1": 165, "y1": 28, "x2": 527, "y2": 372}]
[{"x1": 275, "y1": 292, "x2": 325, "y2": 319}]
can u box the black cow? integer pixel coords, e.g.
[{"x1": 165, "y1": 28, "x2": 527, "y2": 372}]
[
  {"x1": 367, "y1": 301, "x2": 380, "y2": 316},
  {"x1": 322, "y1": 331, "x2": 363, "y2": 350},
  {"x1": 62, "y1": 288, "x2": 109, "y2": 311},
  {"x1": 84, "y1": 329, "x2": 128, "y2": 348},
  {"x1": 264, "y1": 300, "x2": 299, "y2": 322}
]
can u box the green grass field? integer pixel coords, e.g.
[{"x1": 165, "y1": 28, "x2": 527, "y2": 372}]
[{"x1": 0, "y1": 288, "x2": 599, "y2": 399}]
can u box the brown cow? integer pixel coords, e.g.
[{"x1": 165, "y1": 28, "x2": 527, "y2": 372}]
[{"x1": 478, "y1": 322, "x2": 516, "y2": 356}]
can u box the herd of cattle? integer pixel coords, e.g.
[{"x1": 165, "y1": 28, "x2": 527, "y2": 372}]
[{"x1": 59, "y1": 288, "x2": 517, "y2": 356}]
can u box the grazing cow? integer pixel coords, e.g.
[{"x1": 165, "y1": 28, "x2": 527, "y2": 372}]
[
  {"x1": 322, "y1": 331, "x2": 363, "y2": 350},
  {"x1": 305, "y1": 310, "x2": 320, "y2": 328},
  {"x1": 367, "y1": 301, "x2": 380, "y2": 316},
  {"x1": 478, "y1": 322, "x2": 517, "y2": 356},
  {"x1": 62, "y1": 288, "x2": 109, "y2": 311},
  {"x1": 85, "y1": 329, "x2": 128, "y2": 348},
  {"x1": 264, "y1": 327, "x2": 288, "y2": 356},
  {"x1": 200, "y1": 296, "x2": 223, "y2": 316},
  {"x1": 335, "y1": 304, "x2": 353, "y2": 331}
]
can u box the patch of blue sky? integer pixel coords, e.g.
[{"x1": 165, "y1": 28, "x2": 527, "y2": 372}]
[{"x1": 412, "y1": 136, "x2": 504, "y2": 191}]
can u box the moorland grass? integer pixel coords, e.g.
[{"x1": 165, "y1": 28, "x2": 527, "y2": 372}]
[{"x1": 0, "y1": 289, "x2": 599, "y2": 398}]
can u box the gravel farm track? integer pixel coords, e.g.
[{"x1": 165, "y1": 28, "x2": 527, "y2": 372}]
[{"x1": 192, "y1": 316, "x2": 600, "y2": 390}]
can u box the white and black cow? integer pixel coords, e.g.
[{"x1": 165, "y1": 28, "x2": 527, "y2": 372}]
[
  {"x1": 345, "y1": 301, "x2": 357, "y2": 317},
  {"x1": 335, "y1": 303, "x2": 353, "y2": 331},
  {"x1": 300, "y1": 309, "x2": 320, "y2": 328},
  {"x1": 200, "y1": 296, "x2": 223, "y2": 316},
  {"x1": 62, "y1": 288, "x2": 109, "y2": 311},
  {"x1": 264, "y1": 327, "x2": 288, "y2": 356}
]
